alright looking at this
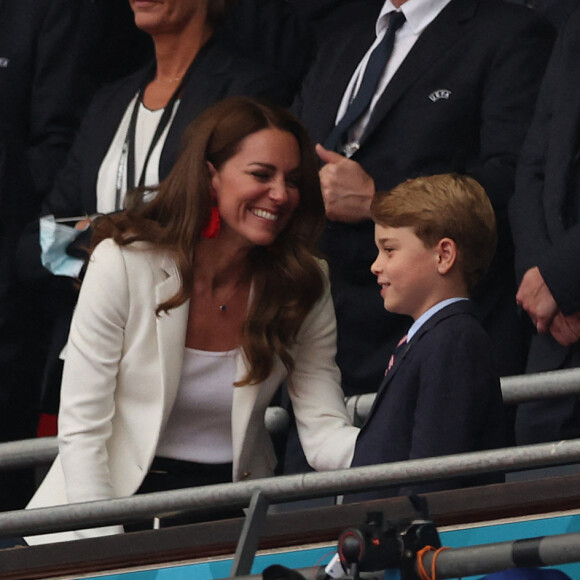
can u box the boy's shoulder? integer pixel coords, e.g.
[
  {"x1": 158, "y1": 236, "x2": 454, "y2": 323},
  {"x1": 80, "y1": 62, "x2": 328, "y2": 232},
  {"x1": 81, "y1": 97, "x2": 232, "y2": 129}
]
[
  {"x1": 412, "y1": 300, "x2": 491, "y2": 351},
  {"x1": 404, "y1": 301, "x2": 500, "y2": 388}
]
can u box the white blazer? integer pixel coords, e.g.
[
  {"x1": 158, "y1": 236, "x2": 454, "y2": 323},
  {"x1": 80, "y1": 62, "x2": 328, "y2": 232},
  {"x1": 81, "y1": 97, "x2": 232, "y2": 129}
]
[{"x1": 26, "y1": 239, "x2": 358, "y2": 543}]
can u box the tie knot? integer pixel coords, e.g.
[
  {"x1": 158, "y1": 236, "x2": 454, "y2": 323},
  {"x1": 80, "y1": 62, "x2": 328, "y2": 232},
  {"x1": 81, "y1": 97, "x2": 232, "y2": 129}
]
[
  {"x1": 388, "y1": 10, "x2": 406, "y2": 32},
  {"x1": 396, "y1": 334, "x2": 408, "y2": 348}
]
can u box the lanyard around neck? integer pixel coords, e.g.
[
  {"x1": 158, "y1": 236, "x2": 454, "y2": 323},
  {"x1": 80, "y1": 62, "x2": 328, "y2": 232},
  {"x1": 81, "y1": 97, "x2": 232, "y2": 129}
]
[{"x1": 114, "y1": 71, "x2": 186, "y2": 211}]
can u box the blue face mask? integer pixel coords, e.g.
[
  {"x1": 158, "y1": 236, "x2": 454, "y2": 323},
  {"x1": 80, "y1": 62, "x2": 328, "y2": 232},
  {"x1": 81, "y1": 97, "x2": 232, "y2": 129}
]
[{"x1": 39, "y1": 215, "x2": 85, "y2": 278}]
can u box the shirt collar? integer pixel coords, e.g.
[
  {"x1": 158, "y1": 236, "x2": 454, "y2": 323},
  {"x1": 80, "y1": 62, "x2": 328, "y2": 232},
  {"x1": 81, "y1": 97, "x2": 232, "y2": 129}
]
[
  {"x1": 377, "y1": 0, "x2": 453, "y2": 36},
  {"x1": 407, "y1": 297, "x2": 468, "y2": 342}
]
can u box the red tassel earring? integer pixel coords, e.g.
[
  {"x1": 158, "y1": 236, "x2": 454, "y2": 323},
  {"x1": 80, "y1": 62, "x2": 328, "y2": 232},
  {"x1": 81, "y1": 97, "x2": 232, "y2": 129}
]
[{"x1": 201, "y1": 206, "x2": 221, "y2": 239}]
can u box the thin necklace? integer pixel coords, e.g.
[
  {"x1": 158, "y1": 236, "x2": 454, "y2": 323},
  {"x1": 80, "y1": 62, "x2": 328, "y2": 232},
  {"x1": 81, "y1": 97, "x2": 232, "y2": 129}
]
[
  {"x1": 214, "y1": 278, "x2": 249, "y2": 313},
  {"x1": 154, "y1": 75, "x2": 182, "y2": 84}
]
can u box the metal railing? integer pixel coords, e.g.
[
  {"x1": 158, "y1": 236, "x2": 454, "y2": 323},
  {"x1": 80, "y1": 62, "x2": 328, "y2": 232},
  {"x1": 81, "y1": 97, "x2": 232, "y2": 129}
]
[
  {"x1": 345, "y1": 366, "x2": 580, "y2": 427},
  {"x1": 0, "y1": 405, "x2": 291, "y2": 472},
  {"x1": 2, "y1": 367, "x2": 579, "y2": 472},
  {"x1": 1, "y1": 368, "x2": 580, "y2": 577},
  {"x1": 3, "y1": 438, "x2": 580, "y2": 539}
]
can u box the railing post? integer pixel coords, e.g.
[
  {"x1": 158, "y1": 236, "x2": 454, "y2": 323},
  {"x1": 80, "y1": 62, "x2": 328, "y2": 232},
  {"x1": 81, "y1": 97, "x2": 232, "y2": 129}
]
[{"x1": 230, "y1": 489, "x2": 270, "y2": 577}]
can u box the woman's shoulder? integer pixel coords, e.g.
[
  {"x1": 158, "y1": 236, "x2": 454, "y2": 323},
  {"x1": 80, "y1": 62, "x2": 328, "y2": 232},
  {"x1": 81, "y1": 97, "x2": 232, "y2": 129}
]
[
  {"x1": 86, "y1": 240, "x2": 176, "y2": 299},
  {"x1": 91, "y1": 238, "x2": 168, "y2": 269},
  {"x1": 84, "y1": 62, "x2": 153, "y2": 114}
]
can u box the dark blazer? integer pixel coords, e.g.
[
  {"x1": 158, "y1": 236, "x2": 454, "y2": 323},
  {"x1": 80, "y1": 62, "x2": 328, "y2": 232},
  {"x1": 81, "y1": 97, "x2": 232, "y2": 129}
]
[
  {"x1": 348, "y1": 300, "x2": 505, "y2": 502},
  {"x1": 294, "y1": 0, "x2": 554, "y2": 394},
  {"x1": 510, "y1": 6, "x2": 580, "y2": 443}
]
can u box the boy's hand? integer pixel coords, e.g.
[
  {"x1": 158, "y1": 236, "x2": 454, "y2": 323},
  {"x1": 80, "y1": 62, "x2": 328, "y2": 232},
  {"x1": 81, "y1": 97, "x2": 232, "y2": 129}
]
[
  {"x1": 516, "y1": 266, "x2": 558, "y2": 333},
  {"x1": 316, "y1": 144, "x2": 375, "y2": 223},
  {"x1": 550, "y1": 312, "x2": 580, "y2": 346}
]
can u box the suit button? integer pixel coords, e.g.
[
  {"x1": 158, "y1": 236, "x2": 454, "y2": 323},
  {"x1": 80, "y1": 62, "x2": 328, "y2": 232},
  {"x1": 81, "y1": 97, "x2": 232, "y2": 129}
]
[{"x1": 241, "y1": 471, "x2": 251, "y2": 480}]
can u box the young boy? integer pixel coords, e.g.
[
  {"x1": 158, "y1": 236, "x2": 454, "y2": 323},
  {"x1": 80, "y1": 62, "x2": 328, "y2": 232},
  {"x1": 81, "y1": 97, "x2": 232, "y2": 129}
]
[{"x1": 349, "y1": 173, "x2": 505, "y2": 501}]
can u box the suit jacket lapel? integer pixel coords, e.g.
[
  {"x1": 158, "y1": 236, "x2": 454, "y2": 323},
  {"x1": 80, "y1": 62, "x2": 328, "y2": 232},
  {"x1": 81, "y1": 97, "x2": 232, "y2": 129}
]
[
  {"x1": 362, "y1": 339, "x2": 412, "y2": 427},
  {"x1": 160, "y1": 38, "x2": 222, "y2": 177},
  {"x1": 309, "y1": 13, "x2": 378, "y2": 144},
  {"x1": 83, "y1": 67, "x2": 149, "y2": 211},
  {"x1": 160, "y1": 36, "x2": 248, "y2": 177},
  {"x1": 360, "y1": 300, "x2": 475, "y2": 429},
  {"x1": 361, "y1": 0, "x2": 476, "y2": 146},
  {"x1": 155, "y1": 253, "x2": 189, "y2": 416}
]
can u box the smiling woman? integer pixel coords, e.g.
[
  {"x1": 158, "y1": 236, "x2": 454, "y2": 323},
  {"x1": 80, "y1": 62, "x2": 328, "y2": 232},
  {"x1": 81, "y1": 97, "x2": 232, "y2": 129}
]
[
  {"x1": 207, "y1": 128, "x2": 302, "y2": 250},
  {"x1": 25, "y1": 97, "x2": 359, "y2": 544}
]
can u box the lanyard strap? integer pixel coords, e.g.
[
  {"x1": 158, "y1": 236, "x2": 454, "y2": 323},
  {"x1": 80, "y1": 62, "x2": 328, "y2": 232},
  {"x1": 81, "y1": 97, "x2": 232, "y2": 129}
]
[{"x1": 115, "y1": 64, "x2": 190, "y2": 210}]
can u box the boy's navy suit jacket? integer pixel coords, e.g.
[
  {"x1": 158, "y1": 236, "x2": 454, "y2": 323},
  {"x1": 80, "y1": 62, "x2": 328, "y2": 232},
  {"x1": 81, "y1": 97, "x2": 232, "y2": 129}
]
[{"x1": 349, "y1": 300, "x2": 505, "y2": 502}]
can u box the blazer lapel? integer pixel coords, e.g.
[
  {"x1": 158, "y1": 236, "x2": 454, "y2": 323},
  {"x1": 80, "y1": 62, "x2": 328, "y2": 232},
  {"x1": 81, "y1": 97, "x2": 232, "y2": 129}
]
[
  {"x1": 308, "y1": 13, "x2": 378, "y2": 145},
  {"x1": 155, "y1": 253, "x2": 189, "y2": 415},
  {"x1": 231, "y1": 354, "x2": 287, "y2": 478},
  {"x1": 361, "y1": 0, "x2": 476, "y2": 145},
  {"x1": 159, "y1": 38, "x2": 223, "y2": 177},
  {"x1": 83, "y1": 67, "x2": 149, "y2": 211},
  {"x1": 160, "y1": 36, "x2": 248, "y2": 177},
  {"x1": 327, "y1": 23, "x2": 378, "y2": 132},
  {"x1": 362, "y1": 339, "x2": 412, "y2": 428},
  {"x1": 360, "y1": 301, "x2": 475, "y2": 429}
]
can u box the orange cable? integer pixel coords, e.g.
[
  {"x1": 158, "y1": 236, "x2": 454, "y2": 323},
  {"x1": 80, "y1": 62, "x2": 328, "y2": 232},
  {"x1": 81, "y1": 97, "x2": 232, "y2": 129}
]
[{"x1": 416, "y1": 545, "x2": 451, "y2": 580}]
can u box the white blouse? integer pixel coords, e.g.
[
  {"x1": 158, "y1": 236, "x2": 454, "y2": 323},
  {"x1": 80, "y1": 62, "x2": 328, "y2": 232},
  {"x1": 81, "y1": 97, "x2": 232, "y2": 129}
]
[{"x1": 155, "y1": 347, "x2": 239, "y2": 464}]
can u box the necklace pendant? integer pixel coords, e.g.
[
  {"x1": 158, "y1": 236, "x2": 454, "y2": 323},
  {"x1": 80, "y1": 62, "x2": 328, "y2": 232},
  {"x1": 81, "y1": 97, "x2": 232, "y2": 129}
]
[{"x1": 219, "y1": 304, "x2": 227, "y2": 312}]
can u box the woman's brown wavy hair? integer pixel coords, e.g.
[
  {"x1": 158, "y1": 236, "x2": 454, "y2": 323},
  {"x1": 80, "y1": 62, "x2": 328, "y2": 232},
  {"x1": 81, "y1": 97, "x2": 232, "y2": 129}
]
[{"x1": 92, "y1": 96, "x2": 326, "y2": 386}]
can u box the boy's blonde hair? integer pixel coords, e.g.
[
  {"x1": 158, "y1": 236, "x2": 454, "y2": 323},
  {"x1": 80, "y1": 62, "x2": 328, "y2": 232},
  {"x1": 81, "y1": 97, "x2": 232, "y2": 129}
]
[{"x1": 371, "y1": 173, "x2": 497, "y2": 291}]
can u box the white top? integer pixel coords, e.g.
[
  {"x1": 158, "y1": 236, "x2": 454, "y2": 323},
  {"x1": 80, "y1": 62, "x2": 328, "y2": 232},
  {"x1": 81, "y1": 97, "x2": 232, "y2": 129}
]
[
  {"x1": 156, "y1": 347, "x2": 238, "y2": 464},
  {"x1": 96, "y1": 94, "x2": 179, "y2": 213},
  {"x1": 336, "y1": 0, "x2": 452, "y2": 151}
]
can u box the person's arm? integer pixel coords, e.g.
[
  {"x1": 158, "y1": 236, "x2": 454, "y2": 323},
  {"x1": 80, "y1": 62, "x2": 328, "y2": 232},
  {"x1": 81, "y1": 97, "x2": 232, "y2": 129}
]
[
  {"x1": 510, "y1": 12, "x2": 580, "y2": 342},
  {"x1": 40, "y1": 86, "x2": 111, "y2": 218},
  {"x1": 466, "y1": 13, "x2": 554, "y2": 213},
  {"x1": 509, "y1": 22, "x2": 559, "y2": 280},
  {"x1": 57, "y1": 239, "x2": 128, "y2": 507},
  {"x1": 27, "y1": 0, "x2": 85, "y2": 203},
  {"x1": 286, "y1": 261, "x2": 359, "y2": 471}
]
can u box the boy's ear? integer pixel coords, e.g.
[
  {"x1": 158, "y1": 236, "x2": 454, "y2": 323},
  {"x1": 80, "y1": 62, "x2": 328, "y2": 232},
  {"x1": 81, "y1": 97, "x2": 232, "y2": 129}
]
[{"x1": 436, "y1": 238, "x2": 457, "y2": 275}]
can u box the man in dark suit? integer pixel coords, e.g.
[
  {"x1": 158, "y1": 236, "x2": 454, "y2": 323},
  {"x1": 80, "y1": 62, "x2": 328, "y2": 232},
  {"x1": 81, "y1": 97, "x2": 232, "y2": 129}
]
[
  {"x1": 293, "y1": 0, "x2": 554, "y2": 398},
  {"x1": 348, "y1": 173, "x2": 505, "y2": 502},
  {"x1": 510, "y1": 6, "x2": 580, "y2": 444},
  {"x1": 0, "y1": 0, "x2": 85, "y2": 509}
]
